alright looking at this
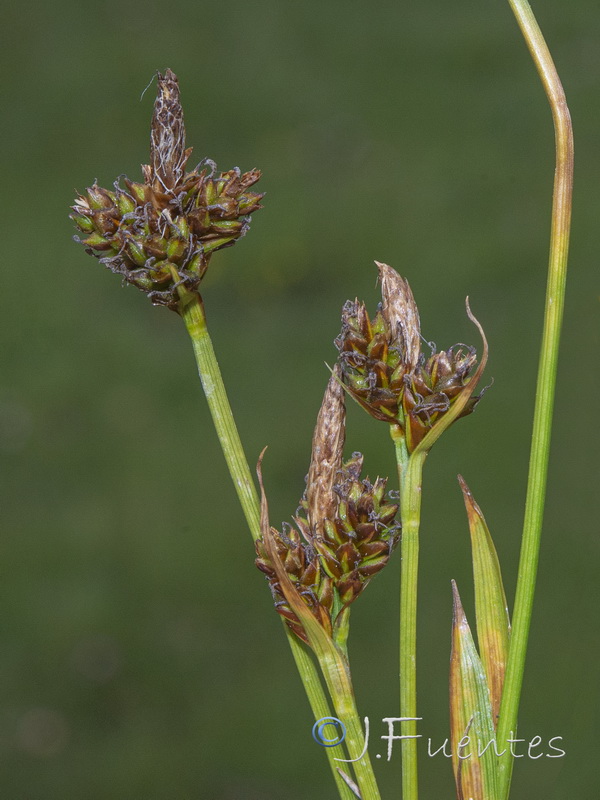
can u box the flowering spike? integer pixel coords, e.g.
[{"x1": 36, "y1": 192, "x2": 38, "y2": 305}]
[
  {"x1": 255, "y1": 376, "x2": 400, "y2": 645},
  {"x1": 306, "y1": 367, "x2": 346, "y2": 536},
  {"x1": 71, "y1": 70, "x2": 263, "y2": 311},
  {"x1": 376, "y1": 261, "x2": 421, "y2": 371},
  {"x1": 335, "y1": 262, "x2": 487, "y2": 453},
  {"x1": 149, "y1": 69, "x2": 188, "y2": 192}
]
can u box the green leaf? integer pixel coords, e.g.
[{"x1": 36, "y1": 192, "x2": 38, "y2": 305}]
[
  {"x1": 450, "y1": 582, "x2": 500, "y2": 800},
  {"x1": 459, "y1": 477, "x2": 511, "y2": 722}
]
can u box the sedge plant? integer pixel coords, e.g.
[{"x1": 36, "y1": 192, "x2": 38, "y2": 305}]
[
  {"x1": 70, "y1": 0, "x2": 572, "y2": 797},
  {"x1": 71, "y1": 68, "x2": 385, "y2": 800}
]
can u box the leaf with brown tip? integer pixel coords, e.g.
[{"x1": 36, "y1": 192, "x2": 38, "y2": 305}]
[{"x1": 459, "y1": 476, "x2": 510, "y2": 723}]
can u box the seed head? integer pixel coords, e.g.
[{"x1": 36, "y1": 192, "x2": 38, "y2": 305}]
[
  {"x1": 255, "y1": 371, "x2": 400, "y2": 645},
  {"x1": 335, "y1": 262, "x2": 487, "y2": 452},
  {"x1": 71, "y1": 70, "x2": 264, "y2": 311}
]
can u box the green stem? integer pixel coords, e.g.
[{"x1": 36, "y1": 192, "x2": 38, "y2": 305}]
[
  {"x1": 496, "y1": 2, "x2": 573, "y2": 797},
  {"x1": 392, "y1": 426, "x2": 426, "y2": 800},
  {"x1": 179, "y1": 289, "x2": 355, "y2": 800},
  {"x1": 319, "y1": 648, "x2": 381, "y2": 800},
  {"x1": 289, "y1": 636, "x2": 358, "y2": 800},
  {"x1": 179, "y1": 290, "x2": 261, "y2": 541}
]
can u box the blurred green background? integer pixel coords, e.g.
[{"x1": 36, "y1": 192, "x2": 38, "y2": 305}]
[{"x1": 1, "y1": 0, "x2": 598, "y2": 797}]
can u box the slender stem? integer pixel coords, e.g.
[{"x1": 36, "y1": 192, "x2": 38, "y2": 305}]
[
  {"x1": 496, "y1": 2, "x2": 573, "y2": 797},
  {"x1": 319, "y1": 648, "x2": 381, "y2": 800},
  {"x1": 179, "y1": 290, "x2": 261, "y2": 541},
  {"x1": 289, "y1": 635, "x2": 358, "y2": 800},
  {"x1": 179, "y1": 289, "x2": 355, "y2": 800},
  {"x1": 392, "y1": 426, "x2": 426, "y2": 800}
]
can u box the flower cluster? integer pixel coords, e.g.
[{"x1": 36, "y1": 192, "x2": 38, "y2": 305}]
[
  {"x1": 255, "y1": 372, "x2": 399, "y2": 644},
  {"x1": 335, "y1": 262, "x2": 486, "y2": 452},
  {"x1": 71, "y1": 70, "x2": 263, "y2": 310}
]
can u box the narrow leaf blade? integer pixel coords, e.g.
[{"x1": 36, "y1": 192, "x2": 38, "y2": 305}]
[
  {"x1": 450, "y1": 582, "x2": 500, "y2": 800},
  {"x1": 459, "y1": 476, "x2": 511, "y2": 722}
]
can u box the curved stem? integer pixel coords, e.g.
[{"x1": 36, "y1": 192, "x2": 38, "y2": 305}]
[
  {"x1": 179, "y1": 290, "x2": 355, "y2": 800},
  {"x1": 392, "y1": 426, "x2": 426, "y2": 800},
  {"x1": 496, "y1": 2, "x2": 573, "y2": 797}
]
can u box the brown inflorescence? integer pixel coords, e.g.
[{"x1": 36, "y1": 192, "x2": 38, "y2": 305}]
[
  {"x1": 335, "y1": 262, "x2": 485, "y2": 452},
  {"x1": 255, "y1": 371, "x2": 400, "y2": 644},
  {"x1": 71, "y1": 70, "x2": 263, "y2": 310}
]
